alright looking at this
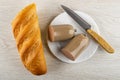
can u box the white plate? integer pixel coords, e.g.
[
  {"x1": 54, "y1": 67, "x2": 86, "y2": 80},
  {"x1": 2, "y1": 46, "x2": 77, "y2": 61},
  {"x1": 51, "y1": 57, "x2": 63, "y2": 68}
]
[{"x1": 47, "y1": 11, "x2": 100, "y2": 63}]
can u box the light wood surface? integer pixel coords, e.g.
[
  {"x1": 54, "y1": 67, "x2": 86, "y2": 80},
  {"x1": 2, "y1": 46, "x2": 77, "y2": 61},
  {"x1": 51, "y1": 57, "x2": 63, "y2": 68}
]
[{"x1": 0, "y1": 0, "x2": 120, "y2": 80}]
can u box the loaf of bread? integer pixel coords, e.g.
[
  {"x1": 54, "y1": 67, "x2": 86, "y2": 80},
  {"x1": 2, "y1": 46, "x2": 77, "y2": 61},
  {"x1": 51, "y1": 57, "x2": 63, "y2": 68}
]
[{"x1": 11, "y1": 3, "x2": 47, "y2": 75}]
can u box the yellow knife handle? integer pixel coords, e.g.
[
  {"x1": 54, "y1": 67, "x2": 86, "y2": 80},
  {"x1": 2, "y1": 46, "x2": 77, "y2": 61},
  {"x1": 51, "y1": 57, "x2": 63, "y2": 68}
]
[{"x1": 87, "y1": 29, "x2": 114, "y2": 53}]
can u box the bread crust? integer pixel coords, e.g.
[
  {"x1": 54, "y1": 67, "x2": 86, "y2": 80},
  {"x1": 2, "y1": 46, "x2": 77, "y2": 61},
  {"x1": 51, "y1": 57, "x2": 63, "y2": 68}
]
[{"x1": 11, "y1": 3, "x2": 47, "y2": 75}]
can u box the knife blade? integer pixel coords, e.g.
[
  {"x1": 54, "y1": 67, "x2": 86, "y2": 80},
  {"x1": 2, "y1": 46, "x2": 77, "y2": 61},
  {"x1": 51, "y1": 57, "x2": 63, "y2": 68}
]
[{"x1": 61, "y1": 5, "x2": 114, "y2": 53}]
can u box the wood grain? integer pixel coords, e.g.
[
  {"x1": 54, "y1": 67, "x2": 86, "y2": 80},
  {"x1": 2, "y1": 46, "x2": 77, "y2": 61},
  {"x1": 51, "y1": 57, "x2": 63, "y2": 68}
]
[
  {"x1": 87, "y1": 29, "x2": 114, "y2": 53},
  {"x1": 0, "y1": 0, "x2": 120, "y2": 80}
]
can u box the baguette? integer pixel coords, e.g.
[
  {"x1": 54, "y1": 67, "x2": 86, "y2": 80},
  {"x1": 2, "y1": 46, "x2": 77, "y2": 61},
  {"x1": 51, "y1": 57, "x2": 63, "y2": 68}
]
[{"x1": 11, "y1": 3, "x2": 47, "y2": 75}]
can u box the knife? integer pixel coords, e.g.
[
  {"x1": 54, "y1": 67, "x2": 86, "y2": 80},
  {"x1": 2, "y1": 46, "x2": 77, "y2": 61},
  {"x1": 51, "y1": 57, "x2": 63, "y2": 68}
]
[{"x1": 61, "y1": 5, "x2": 114, "y2": 53}]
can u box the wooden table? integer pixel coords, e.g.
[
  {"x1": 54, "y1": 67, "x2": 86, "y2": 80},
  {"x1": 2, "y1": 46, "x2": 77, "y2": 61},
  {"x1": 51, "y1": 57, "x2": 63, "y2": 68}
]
[{"x1": 0, "y1": 0, "x2": 120, "y2": 80}]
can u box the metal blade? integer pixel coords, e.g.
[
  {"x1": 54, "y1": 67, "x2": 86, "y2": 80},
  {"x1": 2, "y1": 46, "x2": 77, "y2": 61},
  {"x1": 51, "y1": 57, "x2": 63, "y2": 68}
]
[{"x1": 61, "y1": 5, "x2": 91, "y2": 30}]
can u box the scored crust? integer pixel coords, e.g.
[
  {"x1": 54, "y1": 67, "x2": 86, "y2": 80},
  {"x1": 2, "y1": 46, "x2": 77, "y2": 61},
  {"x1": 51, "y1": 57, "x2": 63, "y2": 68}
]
[{"x1": 11, "y1": 3, "x2": 47, "y2": 75}]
